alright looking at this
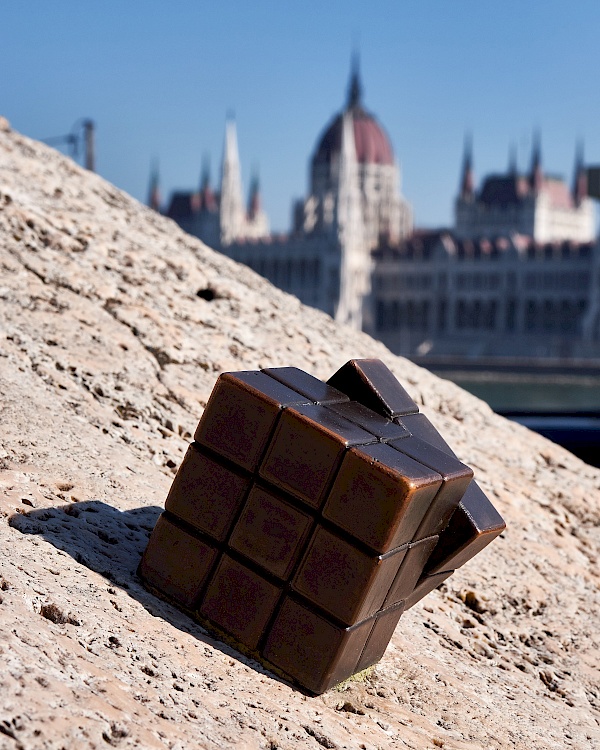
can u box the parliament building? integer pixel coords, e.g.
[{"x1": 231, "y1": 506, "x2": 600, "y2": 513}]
[{"x1": 156, "y1": 64, "x2": 600, "y2": 358}]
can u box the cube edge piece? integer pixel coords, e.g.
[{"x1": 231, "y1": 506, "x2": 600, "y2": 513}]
[
  {"x1": 327, "y1": 358, "x2": 419, "y2": 418},
  {"x1": 425, "y1": 480, "x2": 506, "y2": 575}
]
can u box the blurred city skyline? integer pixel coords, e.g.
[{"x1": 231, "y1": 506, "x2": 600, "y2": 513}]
[{"x1": 3, "y1": 1, "x2": 600, "y2": 232}]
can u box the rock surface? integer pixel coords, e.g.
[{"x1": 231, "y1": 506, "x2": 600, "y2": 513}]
[{"x1": 0, "y1": 120, "x2": 599, "y2": 750}]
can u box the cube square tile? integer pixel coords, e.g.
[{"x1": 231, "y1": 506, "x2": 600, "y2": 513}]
[
  {"x1": 388, "y1": 436, "x2": 473, "y2": 538},
  {"x1": 425, "y1": 480, "x2": 506, "y2": 575},
  {"x1": 260, "y1": 403, "x2": 376, "y2": 508},
  {"x1": 383, "y1": 535, "x2": 439, "y2": 606},
  {"x1": 194, "y1": 371, "x2": 310, "y2": 472},
  {"x1": 292, "y1": 527, "x2": 407, "y2": 625},
  {"x1": 327, "y1": 400, "x2": 411, "y2": 441},
  {"x1": 397, "y1": 412, "x2": 456, "y2": 457},
  {"x1": 327, "y1": 358, "x2": 419, "y2": 418},
  {"x1": 262, "y1": 366, "x2": 349, "y2": 405},
  {"x1": 322, "y1": 442, "x2": 443, "y2": 553},
  {"x1": 139, "y1": 514, "x2": 218, "y2": 609},
  {"x1": 405, "y1": 571, "x2": 454, "y2": 611},
  {"x1": 199, "y1": 554, "x2": 282, "y2": 650},
  {"x1": 355, "y1": 601, "x2": 405, "y2": 673},
  {"x1": 228, "y1": 484, "x2": 313, "y2": 580},
  {"x1": 165, "y1": 443, "x2": 250, "y2": 542},
  {"x1": 263, "y1": 597, "x2": 374, "y2": 695}
]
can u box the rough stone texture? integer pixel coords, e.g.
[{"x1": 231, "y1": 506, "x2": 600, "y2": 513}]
[{"x1": 0, "y1": 119, "x2": 599, "y2": 749}]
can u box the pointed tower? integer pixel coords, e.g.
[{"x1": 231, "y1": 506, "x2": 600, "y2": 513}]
[
  {"x1": 245, "y1": 168, "x2": 270, "y2": 238},
  {"x1": 459, "y1": 134, "x2": 474, "y2": 200},
  {"x1": 335, "y1": 110, "x2": 368, "y2": 330},
  {"x1": 247, "y1": 169, "x2": 261, "y2": 220},
  {"x1": 529, "y1": 131, "x2": 543, "y2": 193},
  {"x1": 199, "y1": 156, "x2": 217, "y2": 212},
  {"x1": 508, "y1": 142, "x2": 518, "y2": 176},
  {"x1": 147, "y1": 159, "x2": 161, "y2": 213},
  {"x1": 219, "y1": 118, "x2": 246, "y2": 244},
  {"x1": 572, "y1": 140, "x2": 587, "y2": 206},
  {"x1": 347, "y1": 51, "x2": 362, "y2": 110}
]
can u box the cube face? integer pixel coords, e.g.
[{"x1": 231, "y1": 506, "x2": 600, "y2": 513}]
[
  {"x1": 292, "y1": 527, "x2": 407, "y2": 625},
  {"x1": 165, "y1": 444, "x2": 250, "y2": 542},
  {"x1": 262, "y1": 367, "x2": 349, "y2": 405},
  {"x1": 389, "y1": 436, "x2": 474, "y2": 539},
  {"x1": 327, "y1": 400, "x2": 410, "y2": 441},
  {"x1": 263, "y1": 597, "x2": 374, "y2": 695},
  {"x1": 199, "y1": 555, "x2": 281, "y2": 650},
  {"x1": 405, "y1": 570, "x2": 453, "y2": 611},
  {"x1": 140, "y1": 360, "x2": 505, "y2": 694},
  {"x1": 322, "y1": 443, "x2": 442, "y2": 553},
  {"x1": 259, "y1": 404, "x2": 375, "y2": 509},
  {"x1": 397, "y1": 413, "x2": 457, "y2": 457},
  {"x1": 425, "y1": 481, "x2": 506, "y2": 575},
  {"x1": 356, "y1": 601, "x2": 405, "y2": 673},
  {"x1": 195, "y1": 371, "x2": 310, "y2": 472},
  {"x1": 327, "y1": 358, "x2": 419, "y2": 418},
  {"x1": 228, "y1": 484, "x2": 313, "y2": 580},
  {"x1": 139, "y1": 515, "x2": 218, "y2": 609},
  {"x1": 383, "y1": 535, "x2": 439, "y2": 607}
]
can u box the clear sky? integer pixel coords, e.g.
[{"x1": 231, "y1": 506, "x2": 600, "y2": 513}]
[{"x1": 2, "y1": 1, "x2": 600, "y2": 231}]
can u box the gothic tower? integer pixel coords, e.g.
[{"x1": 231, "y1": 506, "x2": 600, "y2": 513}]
[
  {"x1": 219, "y1": 119, "x2": 246, "y2": 244},
  {"x1": 335, "y1": 111, "x2": 368, "y2": 328}
]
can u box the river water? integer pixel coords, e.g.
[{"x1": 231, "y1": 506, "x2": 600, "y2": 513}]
[
  {"x1": 445, "y1": 373, "x2": 600, "y2": 412},
  {"x1": 434, "y1": 370, "x2": 600, "y2": 466}
]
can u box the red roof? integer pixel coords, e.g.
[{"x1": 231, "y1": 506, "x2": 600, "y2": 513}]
[{"x1": 313, "y1": 107, "x2": 394, "y2": 167}]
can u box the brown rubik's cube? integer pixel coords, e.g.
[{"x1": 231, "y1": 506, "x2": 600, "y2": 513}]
[{"x1": 139, "y1": 359, "x2": 505, "y2": 694}]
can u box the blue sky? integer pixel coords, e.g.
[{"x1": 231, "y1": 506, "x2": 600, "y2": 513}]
[{"x1": 3, "y1": 2, "x2": 600, "y2": 231}]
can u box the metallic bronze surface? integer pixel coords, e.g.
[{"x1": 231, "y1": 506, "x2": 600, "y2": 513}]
[
  {"x1": 322, "y1": 442, "x2": 442, "y2": 552},
  {"x1": 165, "y1": 443, "x2": 250, "y2": 542},
  {"x1": 327, "y1": 358, "x2": 419, "y2": 418},
  {"x1": 140, "y1": 360, "x2": 505, "y2": 694}
]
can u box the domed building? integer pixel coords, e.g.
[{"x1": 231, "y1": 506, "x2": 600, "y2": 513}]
[
  {"x1": 295, "y1": 64, "x2": 413, "y2": 248},
  {"x1": 162, "y1": 62, "x2": 413, "y2": 330}
]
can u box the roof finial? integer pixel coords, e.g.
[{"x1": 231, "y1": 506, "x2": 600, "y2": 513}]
[
  {"x1": 572, "y1": 138, "x2": 587, "y2": 205},
  {"x1": 147, "y1": 158, "x2": 161, "y2": 212},
  {"x1": 247, "y1": 164, "x2": 261, "y2": 218},
  {"x1": 459, "y1": 133, "x2": 474, "y2": 199},
  {"x1": 200, "y1": 154, "x2": 211, "y2": 190},
  {"x1": 347, "y1": 50, "x2": 362, "y2": 109},
  {"x1": 508, "y1": 142, "x2": 518, "y2": 175},
  {"x1": 529, "y1": 129, "x2": 543, "y2": 192}
]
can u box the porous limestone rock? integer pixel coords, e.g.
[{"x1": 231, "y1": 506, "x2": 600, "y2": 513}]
[{"x1": 0, "y1": 123, "x2": 599, "y2": 749}]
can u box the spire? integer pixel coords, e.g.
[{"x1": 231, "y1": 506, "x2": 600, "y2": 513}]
[
  {"x1": 200, "y1": 154, "x2": 210, "y2": 191},
  {"x1": 147, "y1": 159, "x2": 161, "y2": 213},
  {"x1": 508, "y1": 142, "x2": 518, "y2": 176},
  {"x1": 335, "y1": 110, "x2": 366, "y2": 329},
  {"x1": 459, "y1": 134, "x2": 474, "y2": 200},
  {"x1": 572, "y1": 139, "x2": 587, "y2": 205},
  {"x1": 247, "y1": 167, "x2": 261, "y2": 219},
  {"x1": 529, "y1": 130, "x2": 543, "y2": 192},
  {"x1": 219, "y1": 117, "x2": 245, "y2": 243},
  {"x1": 199, "y1": 154, "x2": 217, "y2": 212},
  {"x1": 347, "y1": 52, "x2": 362, "y2": 109}
]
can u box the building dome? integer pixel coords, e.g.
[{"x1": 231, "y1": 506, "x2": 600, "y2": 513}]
[{"x1": 312, "y1": 67, "x2": 394, "y2": 168}]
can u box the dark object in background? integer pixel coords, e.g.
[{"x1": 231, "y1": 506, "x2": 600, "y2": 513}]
[{"x1": 139, "y1": 360, "x2": 505, "y2": 694}]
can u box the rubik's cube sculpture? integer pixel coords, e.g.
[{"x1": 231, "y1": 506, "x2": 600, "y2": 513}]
[{"x1": 139, "y1": 359, "x2": 505, "y2": 694}]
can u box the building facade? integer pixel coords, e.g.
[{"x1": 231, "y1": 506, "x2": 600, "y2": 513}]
[
  {"x1": 163, "y1": 63, "x2": 413, "y2": 329},
  {"x1": 158, "y1": 68, "x2": 599, "y2": 357},
  {"x1": 369, "y1": 140, "x2": 600, "y2": 357},
  {"x1": 371, "y1": 232, "x2": 600, "y2": 358}
]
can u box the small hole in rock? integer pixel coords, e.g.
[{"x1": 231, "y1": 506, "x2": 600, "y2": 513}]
[{"x1": 196, "y1": 288, "x2": 216, "y2": 301}]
